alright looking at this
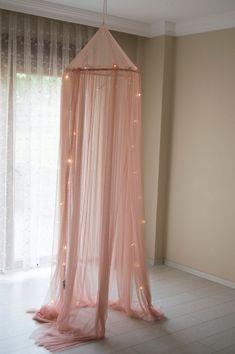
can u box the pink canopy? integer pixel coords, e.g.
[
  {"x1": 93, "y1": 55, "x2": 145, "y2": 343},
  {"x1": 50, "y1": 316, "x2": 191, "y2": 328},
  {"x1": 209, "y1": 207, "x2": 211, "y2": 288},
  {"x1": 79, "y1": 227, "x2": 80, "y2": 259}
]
[{"x1": 33, "y1": 26, "x2": 164, "y2": 352}]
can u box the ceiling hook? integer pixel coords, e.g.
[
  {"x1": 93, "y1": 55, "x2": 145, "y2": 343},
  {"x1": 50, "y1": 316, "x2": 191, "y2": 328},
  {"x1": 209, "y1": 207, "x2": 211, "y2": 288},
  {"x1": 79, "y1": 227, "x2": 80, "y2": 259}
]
[{"x1": 102, "y1": 0, "x2": 108, "y2": 26}]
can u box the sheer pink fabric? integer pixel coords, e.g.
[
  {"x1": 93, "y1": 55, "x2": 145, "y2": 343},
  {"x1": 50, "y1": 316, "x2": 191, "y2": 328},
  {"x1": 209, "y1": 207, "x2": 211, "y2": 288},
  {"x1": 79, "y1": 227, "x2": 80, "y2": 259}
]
[{"x1": 33, "y1": 26, "x2": 164, "y2": 352}]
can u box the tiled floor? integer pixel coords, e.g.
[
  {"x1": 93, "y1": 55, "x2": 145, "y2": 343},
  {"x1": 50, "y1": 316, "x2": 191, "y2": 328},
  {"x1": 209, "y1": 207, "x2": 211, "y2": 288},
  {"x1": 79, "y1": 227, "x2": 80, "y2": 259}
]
[{"x1": 0, "y1": 265, "x2": 235, "y2": 354}]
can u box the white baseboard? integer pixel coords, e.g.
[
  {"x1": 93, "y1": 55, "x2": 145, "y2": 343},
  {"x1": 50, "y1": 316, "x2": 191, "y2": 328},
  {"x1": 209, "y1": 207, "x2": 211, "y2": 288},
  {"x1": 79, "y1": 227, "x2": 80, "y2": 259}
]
[{"x1": 164, "y1": 259, "x2": 235, "y2": 289}]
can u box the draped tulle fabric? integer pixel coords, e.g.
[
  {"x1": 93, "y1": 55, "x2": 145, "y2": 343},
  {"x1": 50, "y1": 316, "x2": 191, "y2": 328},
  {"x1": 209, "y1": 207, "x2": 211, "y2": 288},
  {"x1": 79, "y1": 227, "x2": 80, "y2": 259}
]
[{"x1": 33, "y1": 26, "x2": 164, "y2": 352}]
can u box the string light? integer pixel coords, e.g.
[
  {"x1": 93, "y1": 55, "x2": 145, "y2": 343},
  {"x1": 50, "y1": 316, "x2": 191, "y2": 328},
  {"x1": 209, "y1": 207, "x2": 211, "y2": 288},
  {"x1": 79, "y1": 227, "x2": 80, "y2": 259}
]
[
  {"x1": 63, "y1": 245, "x2": 67, "y2": 250},
  {"x1": 60, "y1": 202, "x2": 63, "y2": 206},
  {"x1": 73, "y1": 132, "x2": 76, "y2": 136},
  {"x1": 141, "y1": 220, "x2": 146, "y2": 224},
  {"x1": 113, "y1": 64, "x2": 117, "y2": 68},
  {"x1": 136, "y1": 93, "x2": 141, "y2": 97},
  {"x1": 139, "y1": 286, "x2": 144, "y2": 291},
  {"x1": 130, "y1": 242, "x2": 135, "y2": 247},
  {"x1": 51, "y1": 300, "x2": 54, "y2": 304},
  {"x1": 67, "y1": 158, "x2": 72, "y2": 164},
  {"x1": 65, "y1": 74, "x2": 69, "y2": 79},
  {"x1": 84, "y1": 66, "x2": 88, "y2": 70}
]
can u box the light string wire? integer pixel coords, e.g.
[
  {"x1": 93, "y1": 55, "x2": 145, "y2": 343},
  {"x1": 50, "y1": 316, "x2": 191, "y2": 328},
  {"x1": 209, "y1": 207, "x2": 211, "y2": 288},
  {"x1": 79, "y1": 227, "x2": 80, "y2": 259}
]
[{"x1": 102, "y1": 0, "x2": 108, "y2": 25}]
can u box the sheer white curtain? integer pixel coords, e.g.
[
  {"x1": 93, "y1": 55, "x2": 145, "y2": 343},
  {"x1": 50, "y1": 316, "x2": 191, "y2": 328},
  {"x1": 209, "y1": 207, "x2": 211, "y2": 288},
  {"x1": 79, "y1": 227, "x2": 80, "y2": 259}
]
[{"x1": 0, "y1": 9, "x2": 95, "y2": 271}]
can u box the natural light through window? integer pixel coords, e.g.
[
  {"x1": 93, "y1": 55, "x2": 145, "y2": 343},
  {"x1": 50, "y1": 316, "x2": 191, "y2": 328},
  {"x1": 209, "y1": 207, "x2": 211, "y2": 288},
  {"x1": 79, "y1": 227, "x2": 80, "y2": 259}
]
[{"x1": 14, "y1": 73, "x2": 61, "y2": 268}]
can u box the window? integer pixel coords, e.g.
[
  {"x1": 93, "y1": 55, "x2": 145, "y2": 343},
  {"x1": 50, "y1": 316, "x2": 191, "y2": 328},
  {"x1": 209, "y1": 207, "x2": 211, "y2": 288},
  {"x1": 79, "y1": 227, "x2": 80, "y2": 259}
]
[
  {"x1": 0, "y1": 9, "x2": 94, "y2": 271},
  {"x1": 13, "y1": 73, "x2": 61, "y2": 268}
]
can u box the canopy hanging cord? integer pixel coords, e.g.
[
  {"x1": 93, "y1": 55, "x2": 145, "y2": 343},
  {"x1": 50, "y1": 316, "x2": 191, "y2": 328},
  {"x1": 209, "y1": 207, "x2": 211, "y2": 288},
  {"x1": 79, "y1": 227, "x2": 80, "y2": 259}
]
[{"x1": 102, "y1": 0, "x2": 108, "y2": 26}]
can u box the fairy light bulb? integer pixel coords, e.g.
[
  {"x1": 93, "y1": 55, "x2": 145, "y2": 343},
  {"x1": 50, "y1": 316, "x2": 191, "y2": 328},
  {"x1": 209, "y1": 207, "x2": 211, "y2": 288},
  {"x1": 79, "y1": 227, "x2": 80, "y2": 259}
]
[
  {"x1": 51, "y1": 300, "x2": 54, "y2": 304},
  {"x1": 73, "y1": 131, "x2": 76, "y2": 136},
  {"x1": 63, "y1": 245, "x2": 67, "y2": 250},
  {"x1": 139, "y1": 285, "x2": 144, "y2": 291},
  {"x1": 137, "y1": 92, "x2": 141, "y2": 97},
  {"x1": 84, "y1": 66, "x2": 88, "y2": 70},
  {"x1": 60, "y1": 202, "x2": 63, "y2": 206},
  {"x1": 65, "y1": 74, "x2": 69, "y2": 79},
  {"x1": 141, "y1": 220, "x2": 146, "y2": 224},
  {"x1": 113, "y1": 64, "x2": 117, "y2": 68},
  {"x1": 67, "y1": 158, "x2": 72, "y2": 164},
  {"x1": 130, "y1": 242, "x2": 135, "y2": 247}
]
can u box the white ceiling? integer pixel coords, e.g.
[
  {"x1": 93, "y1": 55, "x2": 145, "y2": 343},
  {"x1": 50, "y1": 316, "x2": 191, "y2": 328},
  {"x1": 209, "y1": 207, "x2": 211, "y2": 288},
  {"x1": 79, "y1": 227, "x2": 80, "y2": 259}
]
[
  {"x1": 46, "y1": 0, "x2": 235, "y2": 23},
  {"x1": 1, "y1": 0, "x2": 235, "y2": 37}
]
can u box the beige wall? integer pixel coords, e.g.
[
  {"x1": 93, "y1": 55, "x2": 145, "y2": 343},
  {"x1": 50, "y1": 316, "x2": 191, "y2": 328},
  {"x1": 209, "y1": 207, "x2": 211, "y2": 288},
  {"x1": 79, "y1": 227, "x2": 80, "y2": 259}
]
[
  {"x1": 141, "y1": 36, "x2": 175, "y2": 264},
  {"x1": 111, "y1": 32, "x2": 175, "y2": 265},
  {"x1": 112, "y1": 30, "x2": 140, "y2": 65},
  {"x1": 166, "y1": 28, "x2": 235, "y2": 282},
  {"x1": 112, "y1": 27, "x2": 235, "y2": 283},
  {"x1": 111, "y1": 32, "x2": 163, "y2": 264},
  {"x1": 141, "y1": 36, "x2": 165, "y2": 264}
]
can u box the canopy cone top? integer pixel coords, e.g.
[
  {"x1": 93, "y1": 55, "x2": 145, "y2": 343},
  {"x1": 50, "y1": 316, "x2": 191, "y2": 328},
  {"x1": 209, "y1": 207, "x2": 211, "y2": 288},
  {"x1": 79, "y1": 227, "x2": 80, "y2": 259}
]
[{"x1": 68, "y1": 26, "x2": 137, "y2": 71}]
